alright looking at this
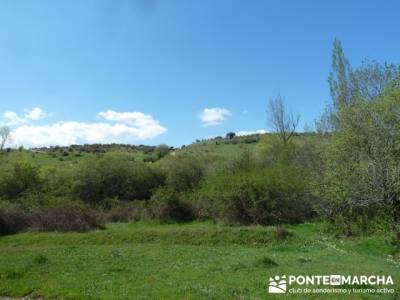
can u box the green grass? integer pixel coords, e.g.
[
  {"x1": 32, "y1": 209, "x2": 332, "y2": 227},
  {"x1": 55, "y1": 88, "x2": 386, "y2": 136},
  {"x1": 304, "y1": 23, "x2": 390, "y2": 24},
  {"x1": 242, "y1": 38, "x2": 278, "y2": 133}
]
[{"x1": 0, "y1": 222, "x2": 399, "y2": 299}]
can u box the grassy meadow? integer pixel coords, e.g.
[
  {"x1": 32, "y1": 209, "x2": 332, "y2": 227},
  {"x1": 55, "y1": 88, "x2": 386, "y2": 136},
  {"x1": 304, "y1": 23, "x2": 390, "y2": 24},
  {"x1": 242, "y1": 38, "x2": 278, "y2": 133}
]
[{"x1": 0, "y1": 221, "x2": 399, "y2": 300}]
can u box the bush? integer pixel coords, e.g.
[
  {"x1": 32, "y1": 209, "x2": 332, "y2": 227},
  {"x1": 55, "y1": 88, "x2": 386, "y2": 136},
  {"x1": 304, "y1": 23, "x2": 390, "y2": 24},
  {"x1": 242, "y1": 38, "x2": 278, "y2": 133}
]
[
  {"x1": 0, "y1": 162, "x2": 42, "y2": 198},
  {"x1": 194, "y1": 163, "x2": 313, "y2": 225},
  {"x1": 162, "y1": 155, "x2": 204, "y2": 192},
  {"x1": 43, "y1": 166, "x2": 74, "y2": 197},
  {"x1": 74, "y1": 156, "x2": 164, "y2": 204},
  {"x1": 104, "y1": 201, "x2": 148, "y2": 223},
  {"x1": 33, "y1": 205, "x2": 104, "y2": 232},
  {"x1": 0, "y1": 205, "x2": 104, "y2": 235},
  {"x1": 106, "y1": 206, "x2": 137, "y2": 223},
  {"x1": 149, "y1": 187, "x2": 195, "y2": 223},
  {"x1": 0, "y1": 209, "x2": 30, "y2": 235}
]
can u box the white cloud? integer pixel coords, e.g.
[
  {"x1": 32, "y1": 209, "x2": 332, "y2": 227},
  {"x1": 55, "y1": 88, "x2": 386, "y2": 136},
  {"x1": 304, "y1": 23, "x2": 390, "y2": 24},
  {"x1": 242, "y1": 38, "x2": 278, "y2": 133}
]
[
  {"x1": 25, "y1": 107, "x2": 46, "y2": 120},
  {"x1": 98, "y1": 110, "x2": 161, "y2": 128},
  {"x1": 198, "y1": 107, "x2": 231, "y2": 127},
  {"x1": 6, "y1": 110, "x2": 167, "y2": 147},
  {"x1": 236, "y1": 129, "x2": 267, "y2": 136},
  {"x1": 3, "y1": 111, "x2": 26, "y2": 126},
  {"x1": 3, "y1": 107, "x2": 47, "y2": 126}
]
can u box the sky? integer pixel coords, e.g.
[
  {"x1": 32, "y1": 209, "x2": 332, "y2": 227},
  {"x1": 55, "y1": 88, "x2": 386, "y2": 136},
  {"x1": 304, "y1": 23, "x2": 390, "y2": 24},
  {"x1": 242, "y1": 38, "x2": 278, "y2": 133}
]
[{"x1": 0, "y1": 0, "x2": 400, "y2": 148}]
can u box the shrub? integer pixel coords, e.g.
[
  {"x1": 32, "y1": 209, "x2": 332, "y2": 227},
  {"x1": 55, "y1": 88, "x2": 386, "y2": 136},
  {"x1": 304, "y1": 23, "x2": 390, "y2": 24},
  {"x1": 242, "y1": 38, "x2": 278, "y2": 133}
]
[
  {"x1": 32, "y1": 205, "x2": 104, "y2": 232},
  {"x1": 162, "y1": 155, "x2": 204, "y2": 192},
  {"x1": 194, "y1": 163, "x2": 313, "y2": 225},
  {"x1": 104, "y1": 201, "x2": 148, "y2": 223},
  {"x1": 0, "y1": 205, "x2": 104, "y2": 235},
  {"x1": 244, "y1": 137, "x2": 259, "y2": 144},
  {"x1": 74, "y1": 156, "x2": 164, "y2": 204},
  {"x1": 317, "y1": 89, "x2": 400, "y2": 234},
  {"x1": 155, "y1": 144, "x2": 170, "y2": 159},
  {"x1": 149, "y1": 187, "x2": 195, "y2": 223},
  {"x1": 42, "y1": 166, "x2": 74, "y2": 197},
  {"x1": 0, "y1": 209, "x2": 30, "y2": 235},
  {"x1": 143, "y1": 155, "x2": 157, "y2": 163},
  {"x1": 0, "y1": 162, "x2": 42, "y2": 198},
  {"x1": 106, "y1": 206, "x2": 136, "y2": 223}
]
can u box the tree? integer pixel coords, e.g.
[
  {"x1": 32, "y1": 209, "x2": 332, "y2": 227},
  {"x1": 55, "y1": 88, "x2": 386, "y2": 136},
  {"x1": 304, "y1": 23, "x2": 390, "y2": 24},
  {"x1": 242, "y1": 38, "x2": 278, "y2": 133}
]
[
  {"x1": 329, "y1": 39, "x2": 400, "y2": 108},
  {"x1": 318, "y1": 87, "x2": 400, "y2": 234},
  {"x1": 267, "y1": 95, "x2": 300, "y2": 145},
  {"x1": 226, "y1": 132, "x2": 236, "y2": 139},
  {"x1": 351, "y1": 58, "x2": 400, "y2": 101},
  {"x1": 0, "y1": 126, "x2": 10, "y2": 151},
  {"x1": 328, "y1": 39, "x2": 353, "y2": 110}
]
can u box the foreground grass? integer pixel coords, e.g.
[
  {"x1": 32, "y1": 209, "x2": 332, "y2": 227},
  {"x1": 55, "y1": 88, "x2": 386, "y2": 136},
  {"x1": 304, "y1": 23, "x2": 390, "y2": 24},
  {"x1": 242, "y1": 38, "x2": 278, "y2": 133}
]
[{"x1": 0, "y1": 222, "x2": 399, "y2": 299}]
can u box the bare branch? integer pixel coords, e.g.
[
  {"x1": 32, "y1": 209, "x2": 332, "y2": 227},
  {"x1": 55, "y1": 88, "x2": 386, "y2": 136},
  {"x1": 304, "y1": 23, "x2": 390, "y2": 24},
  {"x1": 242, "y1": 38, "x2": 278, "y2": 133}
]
[{"x1": 267, "y1": 95, "x2": 300, "y2": 145}]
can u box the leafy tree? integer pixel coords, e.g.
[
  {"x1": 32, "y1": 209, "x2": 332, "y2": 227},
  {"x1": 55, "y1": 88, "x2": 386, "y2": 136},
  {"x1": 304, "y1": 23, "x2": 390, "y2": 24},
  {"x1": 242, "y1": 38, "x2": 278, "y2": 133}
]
[
  {"x1": 328, "y1": 39, "x2": 353, "y2": 110},
  {"x1": 350, "y1": 58, "x2": 400, "y2": 101},
  {"x1": 226, "y1": 132, "x2": 236, "y2": 139},
  {"x1": 318, "y1": 87, "x2": 400, "y2": 234},
  {"x1": 328, "y1": 39, "x2": 400, "y2": 106}
]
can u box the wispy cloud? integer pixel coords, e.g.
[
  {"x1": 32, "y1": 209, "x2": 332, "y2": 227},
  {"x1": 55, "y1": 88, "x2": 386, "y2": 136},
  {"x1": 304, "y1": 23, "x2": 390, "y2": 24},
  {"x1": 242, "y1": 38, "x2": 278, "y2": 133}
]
[
  {"x1": 25, "y1": 107, "x2": 46, "y2": 120},
  {"x1": 236, "y1": 129, "x2": 267, "y2": 136},
  {"x1": 198, "y1": 108, "x2": 231, "y2": 127}
]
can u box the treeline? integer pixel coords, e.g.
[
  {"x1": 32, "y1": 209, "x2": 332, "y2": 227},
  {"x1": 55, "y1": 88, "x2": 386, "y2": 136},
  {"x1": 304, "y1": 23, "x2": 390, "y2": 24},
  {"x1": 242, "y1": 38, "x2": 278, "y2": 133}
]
[
  {"x1": 1, "y1": 39, "x2": 400, "y2": 239},
  {"x1": 30, "y1": 143, "x2": 173, "y2": 156}
]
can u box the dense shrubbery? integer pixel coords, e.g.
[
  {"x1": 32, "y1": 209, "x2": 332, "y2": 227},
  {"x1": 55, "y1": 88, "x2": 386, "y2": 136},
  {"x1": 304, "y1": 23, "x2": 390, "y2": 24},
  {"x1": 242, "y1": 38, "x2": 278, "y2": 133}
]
[
  {"x1": 43, "y1": 166, "x2": 74, "y2": 197},
  {"x1": 0, "y1": 209, "x2": 30, "y2": 235},
  {"x1": 103, "y1": 201, "x2": 149, "y2": 223},
  {"x1": 0, "y1": 162, "x2": 42, "y2": 198},
  {"x1": 149, "y1": 187, "x2": 195, "y2": 223},
  {"x1": 316, "y1": 88, "x2": 400, "y2": 235},
  {"x1": 312, "y1": 40, "x2": 400, "y2": 235},
  {"x1": 194, "y1": 161, "x2": 312, "y2": 225},
  {"x1": 161, "y1": 155, "x2": 204, "y2": 192},
  {"x1": 0, "y1": 204, "x2": 104, "y2": 236},
  {"x1": 74, "y1": 156, "x2": 164, "y2": 204}
]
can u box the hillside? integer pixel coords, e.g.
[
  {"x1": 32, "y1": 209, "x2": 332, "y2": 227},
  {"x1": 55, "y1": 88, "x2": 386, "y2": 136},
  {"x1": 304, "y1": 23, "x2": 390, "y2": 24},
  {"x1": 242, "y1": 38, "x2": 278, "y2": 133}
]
[{"x1": 0, "y1": 132, "x2": 320, "y2": 171}]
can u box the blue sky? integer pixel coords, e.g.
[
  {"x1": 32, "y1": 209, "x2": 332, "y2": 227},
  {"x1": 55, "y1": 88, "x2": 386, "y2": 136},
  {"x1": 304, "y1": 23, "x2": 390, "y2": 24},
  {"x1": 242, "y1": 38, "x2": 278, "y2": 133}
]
[{"x1": 0, "y1": 0, "x2": 399, "y2": 147}]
